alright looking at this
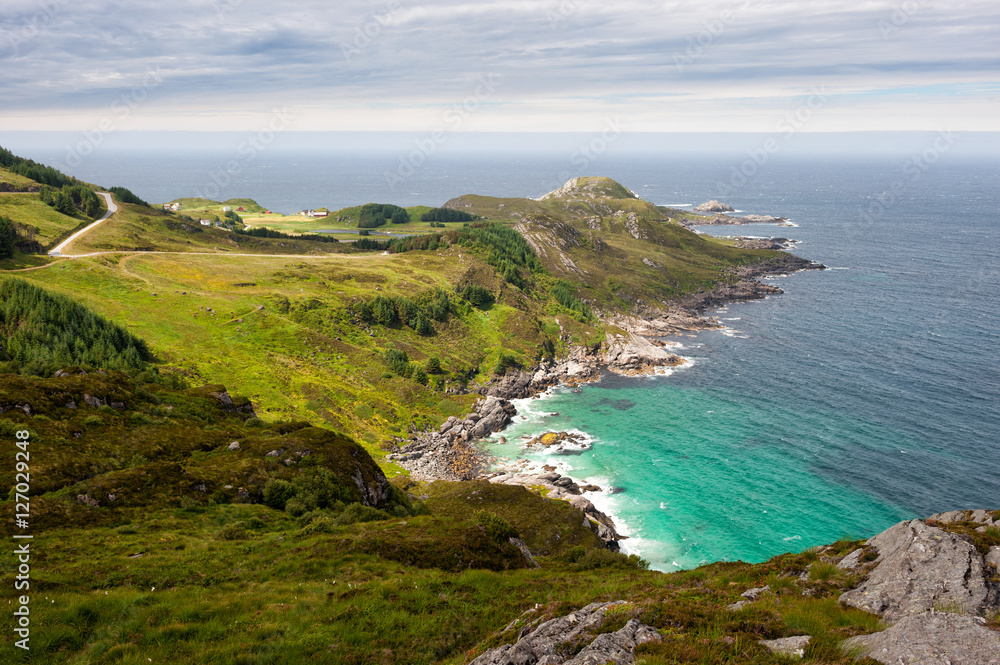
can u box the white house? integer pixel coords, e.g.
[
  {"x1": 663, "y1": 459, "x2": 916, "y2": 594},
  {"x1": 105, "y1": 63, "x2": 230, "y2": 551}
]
[
  {"x1": 199, "y1": 219, "x2": 212, "y2": 226},
  {"x1": 223, "y1": 206, "x2": 232, "y2": 212}
]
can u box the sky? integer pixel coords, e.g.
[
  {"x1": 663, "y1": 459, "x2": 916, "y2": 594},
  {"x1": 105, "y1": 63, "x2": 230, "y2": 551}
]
[{"x1": 1, "y1": 0, "x2": 999, "y2": 134}]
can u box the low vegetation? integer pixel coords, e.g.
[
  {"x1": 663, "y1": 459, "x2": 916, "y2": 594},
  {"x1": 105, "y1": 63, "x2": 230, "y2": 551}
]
[
  {"x1": 0, "y1": 163, "x2": 884, "y2": 663},
  {"x1": 0, "y1": 278, "x2": 154, "y2": 376}
]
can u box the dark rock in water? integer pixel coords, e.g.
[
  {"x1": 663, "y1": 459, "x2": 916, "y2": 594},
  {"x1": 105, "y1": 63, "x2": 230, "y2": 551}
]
[
  {"x1": 598, "y1": 398, "x2": 636, "y2": 411},
  {"x1": 609, "y1": 486, "x2": 626, "y2": 494}
]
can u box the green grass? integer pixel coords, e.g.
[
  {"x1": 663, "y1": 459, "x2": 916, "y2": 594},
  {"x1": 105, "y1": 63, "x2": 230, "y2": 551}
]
[
  {"x1": 0, "y1": 166, "x2": 41, "y2": 190},
  {"x1": 0, "y1": 175, "x2": 880, "y2": 664},
  {"x1": 0, "y1": 192, "x2": 85, "y2": 246},
  {"x1": 15, "y1": 246, "x2": 582, "y2": 454}
]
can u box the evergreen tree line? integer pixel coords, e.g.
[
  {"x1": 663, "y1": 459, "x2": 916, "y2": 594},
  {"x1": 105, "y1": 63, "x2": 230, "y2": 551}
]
[
  {"x1": 107, "y1": 186, "x2": 149, "y2": 207},
  {"x1": 357, "y1": 203, "x2": 409, "y2": 228},
  {"x1": 419, "y1": 207, "x2": 478, "y2": 223},
  {"x1": 382, "y1": 349, "x2": 438, "y2": 386},
  {"x1": 550, "y1": 280, "x2": 592, "y2": 321},
  {"x1": 0, "y1": 278, "x2": 155, "y2": 376},
  {"x1": 234, "y1": 227, "x2": 340, "y2": 243},
  {"x1": 0, "y1": 215, "x2": 41, "y2": 259},
  {"x1": 0, "y1": 145, "x2": 77, "y2": 188},
  {"x1": 355, "y1": 288, "x2": 452, "y2": 335},
  {"x1": 352, "y1": 223, "x2": 541, "y2": 290},
  {"x1": 39, "y1": 184, "x2": 104, "y2": 219}
]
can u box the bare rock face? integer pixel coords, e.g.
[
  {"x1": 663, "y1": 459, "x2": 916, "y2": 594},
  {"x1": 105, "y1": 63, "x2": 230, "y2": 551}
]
[
  {"x1": 470, "y1": 601, "x2": 660, "y2": 665},
  {"x1": 839, "y1": 512, "x2": 1000, "y2": 665},
  {"x1": 693, "y1": 200, "x2": 735, "y2": 213},
  {"x1": 844, "y1": 613, "x2": 1000, "y2": 665},
  {"x1": 603, "y1": 332, "x2": 683, "y2": 375},
  {"x1": 839, "y1": 519, "x2": 992, "y2": 621}
]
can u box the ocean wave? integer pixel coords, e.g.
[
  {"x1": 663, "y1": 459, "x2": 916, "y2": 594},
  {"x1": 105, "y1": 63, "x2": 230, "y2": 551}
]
[
  {"x1": 719, "y1": 328, "x2": 748, "y2": 339},
  {"x1": 660, "y1": 203, "x2": 692, "y2": 207}
]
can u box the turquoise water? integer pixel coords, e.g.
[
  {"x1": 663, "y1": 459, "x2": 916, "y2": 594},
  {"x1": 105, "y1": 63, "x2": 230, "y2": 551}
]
[
  {"x1": 486, "y1": 377, "x2": 913, "y2": 571},
  {"x1": 8, "y1": 138, "x2": 997, "y2": 571}
]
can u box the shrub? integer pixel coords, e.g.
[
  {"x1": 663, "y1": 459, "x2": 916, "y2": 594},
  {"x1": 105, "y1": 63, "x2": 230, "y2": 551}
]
[
  {"x1": 245, "y1": 517, "x2": 267, "y2": 530},
  {"x1": 426, "y1": 356, "x2": 442, "y2": 374},
  {"x1": 385, "y1": 349, "x2": 410, "y2": 376},
  {"x1": 414, "y1": 315, "x2": 433, "y2": 335},
  {"x1": 334, "y1": 503, "x2": 392, "y2": 525},
  {"x1": 371, "y1": 296, "x2": 398, "y2": 326},
  {"x1": 494, "y1": 352, "x2": 518, "y2": 375},
  {"x1": 577, "y1": 548, "x2": 650, "y2": 570},
  {"x1": 412, "y1": 367, "x2": 428, "y2": 385},
  {"x1": 284, "y1": 498, "x2": 307, "y2": 517},
  {"x1": 262, "y1": 478, "x2": 296, "y2": 510},
  {"x1": 298, "y1": 516, "x2": 338, "y2": 535},
  {"x1": 215, "y1": 524, "x2": 247, "y2": 541},
  {"x1": 474, "y1": 510, "x2": 518, "y2": 542},
  {"x1": 551, "y1": 280, "x2": 592, "y2": 321},
  {"x1": 462, "y1": 285, "x2": 493, "y2": 308}
]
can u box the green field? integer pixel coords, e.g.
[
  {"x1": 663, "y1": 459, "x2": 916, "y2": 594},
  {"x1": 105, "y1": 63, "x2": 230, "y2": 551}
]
[{"x1": 0, "y1": 156, "x2": 917, "y2": 664}]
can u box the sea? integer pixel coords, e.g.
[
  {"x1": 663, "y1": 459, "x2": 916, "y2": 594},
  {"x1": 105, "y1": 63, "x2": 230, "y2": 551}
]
[{"x1": 6, "y1": 133, "x2": 998, "y2": 571}]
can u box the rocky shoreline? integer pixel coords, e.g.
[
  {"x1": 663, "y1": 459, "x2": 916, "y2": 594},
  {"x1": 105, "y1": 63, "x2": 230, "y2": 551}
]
[{"x1": 391, "y1": 250, "x2": 824, "y2": 551}]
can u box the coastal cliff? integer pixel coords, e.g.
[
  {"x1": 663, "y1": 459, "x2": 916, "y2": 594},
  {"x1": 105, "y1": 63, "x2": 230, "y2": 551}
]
[{"x1": 463, "y1": 510, "x2": 1000, "y2": 664}]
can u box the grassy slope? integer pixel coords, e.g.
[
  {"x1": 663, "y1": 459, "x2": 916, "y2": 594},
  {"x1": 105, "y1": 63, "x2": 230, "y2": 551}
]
[
  {"x1": 19, "y1": 247, "x2": 598, "y2": 465},
  {"x1": 15, "y1": 177, "x2": 782, "y2": 463},
  {"x1": 0, "y1": 176, "x2": 910, "y2": 664},
  {"x1": 0, "y1": 193, "x2": 86, "y2": 246},
  {"x1": 164, "y1": 197, "x2": 268, "y2": 215},
  {"x1": 247, "y1": 205, "x2": 438, "y2": 236},
  {"x1": 0, "y1": 166, "x2": 41, "y2": 190},
  {"x1": 0, "y1": 372, "x2": 904, "y2": 665},
  {"x1": 444, "y1": 177, "x2": 778, "y2": 310},
  {"x1": 66, "y1": 202, "x2": 349, "y2": 256}
]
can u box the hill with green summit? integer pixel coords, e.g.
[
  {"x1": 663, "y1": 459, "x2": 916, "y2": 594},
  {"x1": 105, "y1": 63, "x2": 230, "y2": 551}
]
[{"x1": 4, "y1": 158, "x2": 976, "y2": 664}]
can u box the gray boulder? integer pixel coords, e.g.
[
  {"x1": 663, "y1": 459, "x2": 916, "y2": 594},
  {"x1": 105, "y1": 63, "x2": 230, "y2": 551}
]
[
  {"x1": 845, "y1": 612, "x2": 1000, "y2": 665},
  {"x1": 470, "y1": 602, "x2": 660, "y2": 665},
  {"x1": 839, "y1": 519, "x2": 992, "y2": 621},
  {"x1": 564, "y1": 619, "x2": 662, "y2": 665},
  {"x1": 759, "y1": 635, "x2": 810, "y2": 659}
]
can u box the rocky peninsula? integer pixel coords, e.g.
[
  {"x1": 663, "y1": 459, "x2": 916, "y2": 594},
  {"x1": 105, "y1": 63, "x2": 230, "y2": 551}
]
[{"x1": 390, "y1": 241, "x2": 824, "y2": 551}]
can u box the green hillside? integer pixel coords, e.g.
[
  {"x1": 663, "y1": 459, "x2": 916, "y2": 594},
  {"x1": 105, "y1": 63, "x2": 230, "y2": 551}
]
[{"x1": 0, "y1": 172, "x2": 910, "y2": 665}]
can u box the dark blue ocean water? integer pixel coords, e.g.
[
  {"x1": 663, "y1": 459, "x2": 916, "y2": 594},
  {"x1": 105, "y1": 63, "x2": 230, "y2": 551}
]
[{"x1": 10, "y1": 140, "x2": 999, "y2": 570}]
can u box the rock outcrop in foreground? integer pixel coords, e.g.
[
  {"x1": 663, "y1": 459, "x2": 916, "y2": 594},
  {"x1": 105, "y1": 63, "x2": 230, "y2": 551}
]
[
  {"x1": 839, "y1": 509, "x2": 1000, "y2": 664},
  {"x1": 470, "y1": 601, "x2": 661, "y2": 665}
]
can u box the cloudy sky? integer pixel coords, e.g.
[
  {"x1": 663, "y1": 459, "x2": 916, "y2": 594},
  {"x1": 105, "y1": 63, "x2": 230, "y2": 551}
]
[{"x1": 2, "y1": 0, "x2": 998, "y2": 133}]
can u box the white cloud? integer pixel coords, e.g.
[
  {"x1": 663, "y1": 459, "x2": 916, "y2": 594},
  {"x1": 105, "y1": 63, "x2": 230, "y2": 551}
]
[{"x1": 1, "y1": 0, "x2": 997, "y2": 131}]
